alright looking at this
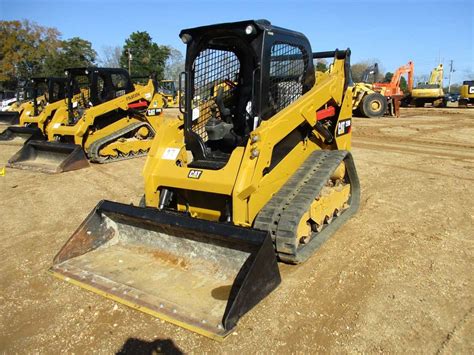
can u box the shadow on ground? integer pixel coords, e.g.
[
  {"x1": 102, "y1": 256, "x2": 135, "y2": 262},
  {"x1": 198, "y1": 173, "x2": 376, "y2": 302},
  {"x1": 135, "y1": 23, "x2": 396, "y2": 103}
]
[{"x1": 116, "y1": 338, "x2": 183, "y2": 355}]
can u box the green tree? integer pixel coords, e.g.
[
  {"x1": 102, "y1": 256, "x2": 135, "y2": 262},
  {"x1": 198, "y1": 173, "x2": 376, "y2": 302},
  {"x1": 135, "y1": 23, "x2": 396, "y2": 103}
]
[
  {"x1": 400, "y1": 76, "x2": 408, "y2": 93},
  {"x1": 444, "y1": 83, "x2": 461, "y2": 94},
  {"x1": 120, "y1": 31, "x2": 170, "y2": 79},
  {"x1": 383, "y1": 71, "x2": 408, "y2": 92},
  {"x1": 43, "y1": 37, "x2": 97, "y2": 76},
  {"x1": 384, "y1": 72, "x2": 393, "y2": 83},
  {"x1": 315, "y1": 59, "x2": 328, "y2": 72},
  {"x1": 0, "y1": 20, "x2": 61, "y2": 89}
]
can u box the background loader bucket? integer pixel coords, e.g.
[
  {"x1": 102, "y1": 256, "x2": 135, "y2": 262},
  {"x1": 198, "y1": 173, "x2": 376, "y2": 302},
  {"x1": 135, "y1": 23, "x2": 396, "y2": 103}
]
[
  {"x1": 7, "y1": 141, "x2": 90, "y2": 173},
  {"x1": 0, "y1": 111, "x2": 19, "y2": 125},
  {"x1": 50, "y1": 200, "x2": 281, "y2": 339},
  {"x1": 0, "y1": 126, "x2": 45, "y2": 145}
]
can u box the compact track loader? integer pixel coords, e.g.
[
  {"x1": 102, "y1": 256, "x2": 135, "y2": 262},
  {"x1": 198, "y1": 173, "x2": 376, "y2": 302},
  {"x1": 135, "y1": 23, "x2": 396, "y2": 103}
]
[
  {"x1": 159, "y1": 80, "x2": 181, "y2": 108},
  {"x1": 8, "y1": 67, "x2": 164, "y2": 173},
  {"x1": 51, "y1": 20, "x2": 360, "y2": 339},
  {"x1": 0, "y1": 77, "x2": 67, "y2": 145},
  {"x1": 0, "y1": 80, "x2": 33, "y2": 125}
]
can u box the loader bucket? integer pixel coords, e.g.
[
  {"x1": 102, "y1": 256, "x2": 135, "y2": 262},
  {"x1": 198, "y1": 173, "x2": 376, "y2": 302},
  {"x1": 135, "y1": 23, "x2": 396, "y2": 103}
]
[
  {"x1": 50, "y1": 200, "x2": 281, "y2": 339},
  {"x1": 0, "y1": 111, "x2": 20, "y2": 125},
  {"x1": 0, "y1": 126, "x2": 45, "y2": 145},
  {"x1": 7, "y1": 141, "x2": 90, "y2": 173}
]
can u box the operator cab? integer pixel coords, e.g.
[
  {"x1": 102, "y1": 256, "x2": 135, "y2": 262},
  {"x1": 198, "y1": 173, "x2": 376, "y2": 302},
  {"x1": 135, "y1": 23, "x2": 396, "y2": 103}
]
[
  {"x1": 64, "y1": 67, "x2": 134, "y2": 124},
  {"x1": 180, "y1": 19, "x2": 315, "y2": 169},
  {"x1": 29, "y1": 77, "x2": 67, "y2": 115}
]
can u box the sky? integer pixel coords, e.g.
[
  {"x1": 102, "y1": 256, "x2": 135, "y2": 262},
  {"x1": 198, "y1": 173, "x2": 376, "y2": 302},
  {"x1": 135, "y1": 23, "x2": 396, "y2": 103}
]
[{"x1": 1, "y1": 0, "x2": 473, "y2": 84}]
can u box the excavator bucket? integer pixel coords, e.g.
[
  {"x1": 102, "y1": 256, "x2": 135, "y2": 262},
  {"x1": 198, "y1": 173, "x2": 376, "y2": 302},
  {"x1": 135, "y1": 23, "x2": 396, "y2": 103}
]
[
  {"x1": 0, "y1": 126, "x2": 45, "y2": 145},
  {"x1": 7, "y1": 141, "x2": 90, "y2": 173},
  {"x1": 50, "y1": 200, "x2": 281, "y2": 339},
  {"x1": 0, "y1": 111, "x2": 20, "y2": 125}
]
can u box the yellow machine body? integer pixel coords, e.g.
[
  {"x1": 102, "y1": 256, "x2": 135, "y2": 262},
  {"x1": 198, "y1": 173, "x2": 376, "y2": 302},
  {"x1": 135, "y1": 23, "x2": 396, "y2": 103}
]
[
  {"x1": 159, "y1": 79, "x2": 182, "y2": 108},
  {"x1": 459, "y1": 80, "x2": 474, "y2": 106},
  {"x1": 144, "y1": 64, "x2": 353, "y2": 226},
  {"x1": 411, "y1": 64, "x2": 444, "y2": 106},
  {"x1": 7, "y1": 69, "x2": 165, "y2": 172},
  {"x1": 51, "y1": 20, "x2": 360, "y2": 339},
  {"x1": 351, "y1": 82, "x2": 388, "y2": 118}
]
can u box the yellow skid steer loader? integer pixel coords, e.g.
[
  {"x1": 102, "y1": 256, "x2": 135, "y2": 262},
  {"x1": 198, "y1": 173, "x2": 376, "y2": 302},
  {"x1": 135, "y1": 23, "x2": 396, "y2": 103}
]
[
  {"x1": 51, "y1": 20, "x2": 360, "y2": 339},
  {"x1": 0, "y1": 77, "x2": 68, "y2": 145},
  {"x1": 8, "y1": 67, "x2": 164, "y2": 173},
  {"x1": 0, "y1": 79, "x2": 33, "y2": 125}
]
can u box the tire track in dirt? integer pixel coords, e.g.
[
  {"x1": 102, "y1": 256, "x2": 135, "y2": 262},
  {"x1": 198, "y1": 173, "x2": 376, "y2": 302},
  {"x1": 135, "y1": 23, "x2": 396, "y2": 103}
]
[
  {"x1": 353, "y1": 139, "x2": 474, "y2": 162},
  {"x1": 360, "y1": 160, "x2": 474, "y2": 182},
  {"x1": 436, "y1": 307, "x2": 474, "y2": 354}
]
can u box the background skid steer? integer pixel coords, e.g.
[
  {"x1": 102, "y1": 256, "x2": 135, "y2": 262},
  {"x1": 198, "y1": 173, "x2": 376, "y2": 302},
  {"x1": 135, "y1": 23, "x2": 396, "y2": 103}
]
[
  {"x1": 0, "y1": 79, "x2": 31, "y2": 125},
  {"x1": 52, "y1": 20, "x2": 360, "y2": 338},
  {"x1": 0, "y1": 77, "x2": 67, "y2": 145},
  {"x1": 8, "y1": 67, "x2": 164, "y2": 173}
]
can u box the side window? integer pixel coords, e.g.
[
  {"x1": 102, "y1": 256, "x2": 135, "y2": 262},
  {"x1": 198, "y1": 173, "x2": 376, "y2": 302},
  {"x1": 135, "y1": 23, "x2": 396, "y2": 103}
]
[
  {"x1": 97, "y1": 76, "x2": 106, "y2": 95},
  {"x1": 111, "y1": 73, "x2": 128, "y2": 97},
  {"x1": 51, "y1": 82, "x2": 63, "y2": 101},
  {"x1": 269, "y1": 42, "x2": 307, "y2": 114},
  {"x1": 37, "y1": 82, "x2": 48, "y2": 99}
]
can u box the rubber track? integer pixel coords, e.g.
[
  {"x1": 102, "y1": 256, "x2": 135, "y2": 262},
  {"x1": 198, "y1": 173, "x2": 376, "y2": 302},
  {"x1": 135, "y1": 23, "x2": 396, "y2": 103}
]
[
  {"x1": 254, "y1": 150, "x2": 360, "y2": 264},
  {"x1": 88, "y1": 121, "x2": 155, "y2": 164}
]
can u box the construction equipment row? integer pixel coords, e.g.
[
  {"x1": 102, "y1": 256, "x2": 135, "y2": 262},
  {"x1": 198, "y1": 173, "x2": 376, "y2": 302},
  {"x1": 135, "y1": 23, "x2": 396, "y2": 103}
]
[
  {"x1": 1, "y1": 68, "x2": 164, "y2": 172},
  {"x1": 1, "y1": 18, "x2": 471, "y2": 341}
]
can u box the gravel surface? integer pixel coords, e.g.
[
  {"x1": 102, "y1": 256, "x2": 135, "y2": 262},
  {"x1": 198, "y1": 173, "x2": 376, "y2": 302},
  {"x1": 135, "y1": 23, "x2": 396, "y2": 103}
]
[{"x1": 0, "y1": 107, "x2": 473, "y2": 353}]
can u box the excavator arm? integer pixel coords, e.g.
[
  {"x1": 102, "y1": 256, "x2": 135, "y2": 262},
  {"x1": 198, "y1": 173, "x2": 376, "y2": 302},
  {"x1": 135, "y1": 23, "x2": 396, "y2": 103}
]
[{"x1": 390, "y1": 61, "x2": 414, "y2": 93}]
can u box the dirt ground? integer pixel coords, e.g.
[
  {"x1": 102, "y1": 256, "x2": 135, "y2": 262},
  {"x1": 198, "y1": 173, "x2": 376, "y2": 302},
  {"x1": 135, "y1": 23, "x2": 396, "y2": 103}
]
[{"x1": 0, "y1": 108, "x2": 473, "y2": 353}]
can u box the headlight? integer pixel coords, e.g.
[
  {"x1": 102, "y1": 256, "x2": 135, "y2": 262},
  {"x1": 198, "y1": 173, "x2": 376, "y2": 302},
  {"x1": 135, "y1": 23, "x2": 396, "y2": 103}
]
[
  {"x1": 245, "y1": 25, "x2": 256, "y2": 35},
  {"x1": 180, "y1": 33, "x2": 192, "y2": 44}
]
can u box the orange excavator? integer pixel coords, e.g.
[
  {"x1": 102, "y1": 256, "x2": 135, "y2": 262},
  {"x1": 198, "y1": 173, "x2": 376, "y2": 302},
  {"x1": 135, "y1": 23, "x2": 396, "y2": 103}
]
[{"x1": 372, "y1": 61, "x2": 414, "y2": 117}]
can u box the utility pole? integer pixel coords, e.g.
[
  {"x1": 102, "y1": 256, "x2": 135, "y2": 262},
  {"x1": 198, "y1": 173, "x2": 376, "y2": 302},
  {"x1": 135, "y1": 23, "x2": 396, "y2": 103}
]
[
  {"x1": 127, "y1": 48, "x2": 132, "y2": 75},
  {"x1": 448, "y1": 60, "x2": 455, "y2": 93}
]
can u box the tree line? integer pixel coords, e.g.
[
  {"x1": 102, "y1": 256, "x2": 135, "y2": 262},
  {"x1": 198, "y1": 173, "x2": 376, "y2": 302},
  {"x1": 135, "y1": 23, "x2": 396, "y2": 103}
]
[{"x1": 0, "y1": 20, "x2": 184, "y2": 90}]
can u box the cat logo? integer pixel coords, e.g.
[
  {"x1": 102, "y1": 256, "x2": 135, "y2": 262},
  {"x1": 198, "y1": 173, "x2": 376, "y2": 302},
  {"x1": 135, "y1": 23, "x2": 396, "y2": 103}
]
[
  {"x1": 188, "y1": 169, "x2": 203, "y2": 179},
  {"x1": 336, "y1": 119, "x2": 351, "y2": 136}
]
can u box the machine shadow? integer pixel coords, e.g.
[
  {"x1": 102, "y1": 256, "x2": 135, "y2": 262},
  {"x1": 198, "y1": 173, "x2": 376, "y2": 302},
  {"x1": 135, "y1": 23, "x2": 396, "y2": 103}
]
[{"x1": 116, "y1": 338, "x2": 184, "y2": 355}]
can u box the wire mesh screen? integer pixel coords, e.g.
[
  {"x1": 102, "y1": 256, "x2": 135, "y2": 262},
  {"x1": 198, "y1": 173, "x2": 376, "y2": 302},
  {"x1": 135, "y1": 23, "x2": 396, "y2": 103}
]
[
  {"x1": 269, "y1": 43, "x2": 307, "y2": 114},
  {"x1": 192, "y1": 48, "x2": 240, "y2": 141}
]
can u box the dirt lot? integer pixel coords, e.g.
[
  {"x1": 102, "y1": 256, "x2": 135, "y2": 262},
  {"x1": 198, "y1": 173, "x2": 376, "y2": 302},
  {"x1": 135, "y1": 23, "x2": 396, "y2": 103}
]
[{"x1": 0, "y1": 108, "x2": 473, "y2": 353}]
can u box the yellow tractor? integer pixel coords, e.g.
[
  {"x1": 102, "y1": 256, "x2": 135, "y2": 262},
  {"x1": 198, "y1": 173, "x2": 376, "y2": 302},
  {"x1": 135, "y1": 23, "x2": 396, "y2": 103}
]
[
  {"x1": 0, "y1": 77, "x2": 68, "y2": 145},
  {"x1": 410, "y1": 64, "x2": 444, "y2": 107},
  {"x1": 8, "y1": 67, "x2": 164, "y2": 173},
  {"x1": 51, "y1": 20, "x2": 360, "y2": 339},
  {"x1": 351, "y1": 63, "x2": 388, "y2": 118},
  {"x1": 0, "y1": 79, "x2": 35, "y2": 125},
  {"x1": 459, "y1": 80, "x2": 474, "y2": 107}
]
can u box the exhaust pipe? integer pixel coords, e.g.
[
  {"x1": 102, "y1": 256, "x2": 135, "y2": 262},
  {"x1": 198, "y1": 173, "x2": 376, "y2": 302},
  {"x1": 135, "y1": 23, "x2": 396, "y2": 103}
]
[
  {"x1": 7, "y1": 141, "x2": 90, "y2": 173},
  {"x1": 50, "y1": 200, "x2": 281, "y2": 339}
]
